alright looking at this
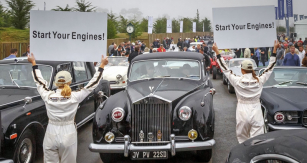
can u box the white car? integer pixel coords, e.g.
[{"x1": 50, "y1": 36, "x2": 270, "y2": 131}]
[
  {"x1": 188, "y1": 42, "x2": 203, "y2": 52},
  {"x1": 96, "y1": 56, "x2": 129, "y2": 90}
]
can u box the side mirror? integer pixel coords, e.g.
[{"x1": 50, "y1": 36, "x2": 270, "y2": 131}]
[{"x1": 23, "y1": 97, "x2": 32, "y2": 109}]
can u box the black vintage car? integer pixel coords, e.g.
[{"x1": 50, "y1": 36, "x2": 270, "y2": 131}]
[
  {"x1": 0, "y1": 58, "x2": 109, "y2": 163},
  {"x1": 257, "y1": 67, "x2": 307, "y2": 132},
  {"x1": 226, "y1": 129, "x2": 307, "y2": 163},
  {"x1": 89, "y1": 52, "x2": 216, "y2": 162}
]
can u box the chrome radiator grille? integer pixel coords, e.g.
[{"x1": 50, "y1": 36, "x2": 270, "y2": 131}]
[
  {"x1": 131, "y1": 98, "x2": 171, "y2": 143},
  {"x1": 303, "y1": 110, "x2": 307, "y2": 126}
]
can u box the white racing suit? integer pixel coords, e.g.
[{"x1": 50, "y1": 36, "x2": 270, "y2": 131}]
[
  {"x1": 32, "y1": 65, "x2": 104, "y2": 163},
  {"x1": 217, "y1": 54, "x2": 276, "y2": 143}
]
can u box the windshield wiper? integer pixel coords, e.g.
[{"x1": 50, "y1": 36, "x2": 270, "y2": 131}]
[
  {"x1": 278, "y1": 80, "x2": 293, "y2": 85},
  {"x1": 8, "y1": 72, "x2": 20, "y2": 88},
  {"x1": 296, "y1": 82, "x2": 307, "y2": 86}
]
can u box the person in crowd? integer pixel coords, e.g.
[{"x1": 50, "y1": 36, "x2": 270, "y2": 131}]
[
  {"x1": 182, "y1": 39, "x2": 188, "y2": 49},
  {"x1": 208, "y1": 40, "x2": 213, "y2": 45},
  {"x1": 125, "y1": 43, "x2": 131, "y2": 54},
  {"x1": 178, "y1": 36, "x2": 182, "y2": 43},
  {"x1": 183, "y1": 47, "x2": 188, "y2": 52},
  {"x1": 113, "y1": 45, "x2": 123, "y2": 56},
  {"x1": 260, "y1": 47, "x2": 267, "y2": 66},
  {"x1": 128, "y1": 45, "x2": 139, "y2": 63},
  {"x1": 304, "y1": 38, "x2": 307, "y2": 47},
  {"x1": 163, "y1": 38, "x2": 167, "y2": 49},
  {"x1": 141, "y1": 41, "x2": 146, "y2": 52},
  {"x1": 298, "y1": 38, "x2": 304, "y2": 44},
  {"x1": 203, "y1": 42, "x2": 209, "y2": 54},
  {"x1": 244, "y1": 48, "x2": 251, "y2": 58},
  {"x1": 110, "y1": 44, "x2": 117, "y2": 56},
  {"x1": 276, "y1": 44, "x2": 285, "y2": 66},
  {"x1": 27, "y1": 53, "x2": 108, "y2": 163},
  {"x1": 235, "y1": 48, "x2": 241, "y2": 58},
  {"x1": 149, "y1": 44, "x2": 154, "y2": 53},
  {"x1": 302, "y1": 52, "x2": 307, "y2": 67},
  {"x1": 22, "y1": 45, "x2": 30, "y2": 57},
  {"x1": 157, "y1": 44, "x2": 166, "y2": 52},
  {"x1": 177, "y1": 39, "x2": 183, "y2": 51},
  {"x1": 298, "y1": 46, "x2": 305, "y2": 66},
  {"x1": 108, "y1": 42, "x2": 114, "y2": 55},
  {"x1": 3, "y1": 49, "x2": 18, "y2": 60},
  {"x1": 196, "y1": 44, "x2": 201, "y2": 53},
  {"x1": 283, "y1": 46, "x2": 301, "y2": 66},
  {"x1": 152, "y1": 49, "x2": 157, "y2": 53},
  {"x1": 131, "y1": 42, "x2": 135, "y2": 53},
  {"x1": 250, "y1": 48, "x2": 254, "y2": 58},
  {"x1": 253, "y1": 48, "x2": 260, "y2": 67},
  {"x1": 199, "y1": 48, "x2": 211, "y2": 69},
  {"x1": 215, "y1": 41, "x2": 278, "y2": 144}
]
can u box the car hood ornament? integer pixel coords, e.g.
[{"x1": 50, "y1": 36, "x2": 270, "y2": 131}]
[
  {"x1": 149, "y1": 86, "x2": 154, "y2": 93},
  {"x1": 139, "y1": 130, "x2": 144, "y2": 142}
]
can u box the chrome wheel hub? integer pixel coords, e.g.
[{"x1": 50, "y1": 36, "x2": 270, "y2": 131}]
[{"x1": 19, "y1": 138, "x2": 32, "y2": 163}]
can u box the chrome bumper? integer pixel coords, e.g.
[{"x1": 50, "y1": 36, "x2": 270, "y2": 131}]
[
  {"x1": 89, "y1": 135, "x2": 215, "y2": 157},
  {"x1": 110, "y1": 85, "x2": 126, "y2": 90},
  {"x1": 268, "y1": 123, "x2": 306, "y2": 130}
]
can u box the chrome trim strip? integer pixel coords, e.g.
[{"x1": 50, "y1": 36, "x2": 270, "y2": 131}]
[
  {"x1": 89, "y1": 138, "x2": 215, "y2": 155},
  {"x1": 131, "y1": 141, "x2": 170, "y2": 144},
  {"x1": 250, "y1": 154, "x2": 299, "y2": 163},
  {"x1": 0, "y1": 95, "x2": 41, "y2": 107},
  {"x1": 76, "y1": 112, "x2": 95, "y2": 128},
  {"x1": 268, "y1": 123, "x2": 305, "y2": 130}
]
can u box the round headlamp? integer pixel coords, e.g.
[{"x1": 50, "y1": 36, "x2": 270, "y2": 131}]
[
  {"x1": 112, "y1": 107, "x2": 125, "y2": 122},
  {"x1": 188, "y1": 129, "x2": 198, "y2": 141},
  {"x1": 105, "y1": 132, "x2": 115, "y2": 143},
  {"x1": 116, "y1": 74, "x2": 123, "y2": 81},
  {"x1": 178, "y1": 106, "x2": 192, "y2": 121},
  {"x1": 274, "y1": 112, "x2": 285, "y2": 123}
]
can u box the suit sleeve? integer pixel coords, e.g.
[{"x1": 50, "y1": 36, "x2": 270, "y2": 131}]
[
  {"x1": 217, "y1": 54, "x2": 241, "y2": 86},
  {"x1": 32, "y1": 65, "x2": 53, "y2": 101},
  {"x1": 204, "y1": 54, "x2": 211, "y2": 67},
  {"x1": 258, "y1": 53, "x2": 277, "y2": 84},
  {"x1": 71, "y1": 67, "x2": 104, "y2": 103}
]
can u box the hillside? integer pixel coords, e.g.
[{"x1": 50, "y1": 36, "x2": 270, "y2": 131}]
[{"x1": 0, "y1": 27, "x2": 30, "y2": 42}]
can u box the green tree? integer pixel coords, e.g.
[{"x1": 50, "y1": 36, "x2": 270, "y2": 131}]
[
  {"x1": 172, "y1": 19, "x2": 180, "y2": 33},
  {"x1": 52, "y1": 4, "x2": 73, "y2": 11},
  {"x1": 6, "y1": 0, "x2": 35, "y2": 29},
  {"x1": 181, "y1": 17, "x2": 192, "y2": 33},
  {"x1": 153, "y1": 17, "x2": 167, "y2": 33},
  {"x1": 201, "y1": 18, "x2": 211, "y2": 32},
  {"x1": 138, "y1": 18, "x2": 148, "y2": 32},
  {"x1": 194, "y1": 9, "x2": 202, "y2": 32},
  {"x1": 107, "y1": 19, "x2": 117, "y2": 39},
  {"x1": 117, "y1": 15, "x2": 128, "y2": 33},
  {"x1": 74, "y1": 0, "x2": 96, "y2": 12},
  {"x1": 276, "y1": 26, "x2": 286, "y2": 33},
  {"x1": 0, "y1": 3, "x2": 5, "y2": 26},
  {"x1": 128, "y1": 16, "x2": 142, "y2": 39}
]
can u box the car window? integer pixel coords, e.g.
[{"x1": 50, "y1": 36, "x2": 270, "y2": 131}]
[
  {"x1": 263, "y1": 68, "x2": 307, "y2": 87},
  {"x1": 129, "y1": 59, "x2": 200, "y2": 81},
  {"x1": 86, "y1": 63, "x2": 92, "y2": 79},
  {"x1": 0, "y1": 64, "x2": 52, "y2": 87},
  {"x1": 73, "y1": 62, "x2": 88, "y2": 82},
  {"x1": 57, "y1": 63, "x2": 72, "y2": 73}
]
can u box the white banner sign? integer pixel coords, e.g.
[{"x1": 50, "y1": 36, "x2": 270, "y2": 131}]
[
  {"x1": 30, "y1": 11, "x2": 107, "y2": 62},
  {"x1": 167, "y1": 19, "x2": 172, "y2": 33},
  {"x1": 180, "y1": 21, "x2": 183, "y2": 33},
  {"x1": 193, "y1": 22, "x2": 196, "y2": 32},
  {"x1": 148, "y1": 16, "x2": 153, "y2": 34},
  {"x1": 212, "y1": 6, "x2": 276, "y2": 49}
]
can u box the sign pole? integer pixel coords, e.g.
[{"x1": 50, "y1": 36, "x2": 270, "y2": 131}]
[{"x1": 129, "y1": 33, "x2": 131, "y2": 42}]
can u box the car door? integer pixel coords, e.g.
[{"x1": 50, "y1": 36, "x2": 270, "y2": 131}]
[{"x1": 72, "y1": 62, "x2": 95, "y2": 126}]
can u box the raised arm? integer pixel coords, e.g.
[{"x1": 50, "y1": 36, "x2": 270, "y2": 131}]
[
  {"x1": 213, "y1": 43, "x2": 240, "y2": 86},
  {"x1": 72, "y1": 55, "x2": 108, "y2": 103},
  {"x1": 28, "y1": 53, "x2": 53, "y2": 101},
  {"x1": 258, "y1": 41, "x2": 278, "y2": 84}
]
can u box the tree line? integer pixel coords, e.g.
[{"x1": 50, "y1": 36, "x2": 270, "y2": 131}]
[{"x1": 0, "y1": 0, "x2": 212, "y2": 39}]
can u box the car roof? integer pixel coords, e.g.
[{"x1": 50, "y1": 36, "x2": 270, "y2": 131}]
[
  {"x1": 0, "y1": 57, "x2": 82, "y2": 67},
  {"x1": 132, "y1": 52, "x2": 204, "y2": 62}
]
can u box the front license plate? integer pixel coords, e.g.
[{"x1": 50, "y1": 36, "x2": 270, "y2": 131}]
[{"x1": 131, "y1": 151, "x2": 168, "y2": 160}]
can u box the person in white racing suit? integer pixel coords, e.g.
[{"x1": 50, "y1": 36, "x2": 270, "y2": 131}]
[
  {"x1": 213, "y1": 41, "x2": 278, "y2": 143},
  {"x1": 28, "y1": 54, "x2": 108, "y2": 163}
]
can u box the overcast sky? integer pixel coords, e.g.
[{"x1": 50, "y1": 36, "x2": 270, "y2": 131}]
[{"x1": 1, "y1": 0, "x2": 307, "y2": 26}]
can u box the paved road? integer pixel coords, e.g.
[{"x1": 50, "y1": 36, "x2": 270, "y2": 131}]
[{"x1": 35, "y1": 74, "x2": 239, "y2": 163}]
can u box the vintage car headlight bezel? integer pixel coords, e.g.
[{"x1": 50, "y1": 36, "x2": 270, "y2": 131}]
[
  {"x1": 111, "y1": 107, "x2": 125, "y2": 122},
  {"x1": 178, "y1": 106, "x2": 192, "y2": 121},
  {"x1": 116, "y1": 74, "x2": 123, "y2": 81},
  {"x1": 274, "y1": 112, "x2": 285, "y2": 123},
  {"x1": 104, "y1": 132, "x2": 115, "y2": 143}
]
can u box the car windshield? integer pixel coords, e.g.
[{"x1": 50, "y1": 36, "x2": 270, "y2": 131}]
[
  {"x1": 0, "y1": 64, "x2": 53, "y2": 87},
  {"x1": 129, "y1": 59, "x2": 200, "y2": 81},
  {"x1": 102, "y1": 57, "x2": 129, "y2": 67},
  {"x1": 262, "y1": 68, "x2": 307, "y2": 87},
  {"x1": 229, "y1": 59, "x2": 257, "y2": 68}
]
